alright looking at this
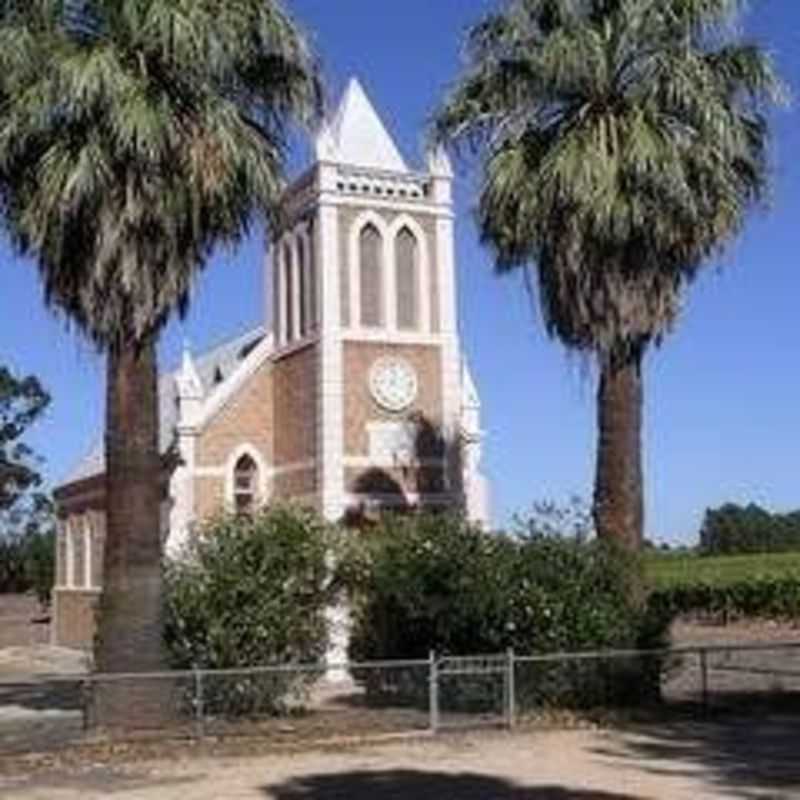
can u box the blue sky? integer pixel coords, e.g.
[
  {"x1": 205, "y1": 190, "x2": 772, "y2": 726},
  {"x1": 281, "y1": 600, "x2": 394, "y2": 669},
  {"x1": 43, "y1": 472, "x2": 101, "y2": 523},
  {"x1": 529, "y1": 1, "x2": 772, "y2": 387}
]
[{"x1": 1, "y1": 1, "x2": 798, "y2": 544}]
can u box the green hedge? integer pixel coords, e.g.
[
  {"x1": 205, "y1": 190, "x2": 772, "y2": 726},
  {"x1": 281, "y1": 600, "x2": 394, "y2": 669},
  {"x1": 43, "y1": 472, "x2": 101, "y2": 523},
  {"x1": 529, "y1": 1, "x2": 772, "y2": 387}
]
[
  {"x1": 343, "y1": 512, "x2": 669, "y2": 710},
  {"x1": 649, "y1": 577, "x2": 800, "y2": 622},
  {"x1": 164, "y1": 506, "x2": 332, "y2": 716}
]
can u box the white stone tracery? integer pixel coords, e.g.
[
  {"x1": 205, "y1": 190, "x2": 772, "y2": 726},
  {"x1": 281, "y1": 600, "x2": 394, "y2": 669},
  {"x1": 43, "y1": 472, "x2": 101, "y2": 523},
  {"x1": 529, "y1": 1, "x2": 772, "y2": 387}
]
[{"x1": 347, "y1": 210, "x2": 431, "y2": 335}]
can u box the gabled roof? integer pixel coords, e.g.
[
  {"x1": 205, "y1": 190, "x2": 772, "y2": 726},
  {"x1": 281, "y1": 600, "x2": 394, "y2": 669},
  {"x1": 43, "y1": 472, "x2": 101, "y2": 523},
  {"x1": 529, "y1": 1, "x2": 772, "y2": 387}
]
[
  {"x1": 316, "y1": 78, "x2": 408, "y2": 173},
  {"x1": 60, "y1": 327, "x2": 266, "y2": 487}
]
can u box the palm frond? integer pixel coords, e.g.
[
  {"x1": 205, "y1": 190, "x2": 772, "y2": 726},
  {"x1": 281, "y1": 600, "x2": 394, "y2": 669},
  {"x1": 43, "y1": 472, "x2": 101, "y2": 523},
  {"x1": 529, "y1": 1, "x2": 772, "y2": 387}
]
[
  {"x1": 0, "y1": 0, "x2": 322, "y2": 347},
  {"x1": 433, "y1": 0, "x2": 780, "y2": 360}
]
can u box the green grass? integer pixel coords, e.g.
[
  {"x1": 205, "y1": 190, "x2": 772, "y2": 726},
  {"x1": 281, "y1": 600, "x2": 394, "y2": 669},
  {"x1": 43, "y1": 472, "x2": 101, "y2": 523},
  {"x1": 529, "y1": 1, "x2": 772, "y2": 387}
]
[{"x1": 645, "y1": 551, "x2": 800, "y2": 590}]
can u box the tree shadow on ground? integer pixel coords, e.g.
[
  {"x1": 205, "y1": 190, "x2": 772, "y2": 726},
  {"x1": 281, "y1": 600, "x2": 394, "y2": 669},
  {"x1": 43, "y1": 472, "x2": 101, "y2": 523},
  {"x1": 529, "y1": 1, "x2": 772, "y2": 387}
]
[
  {"x1": 0, "y1": 678, "x2": 83, "y2": 711},
  {"x1": 594, "y1": 711, "x2": 800, "y2": 798},
  {"x1": 263, "y1": 769, "x2": 640, "y2": 799}
]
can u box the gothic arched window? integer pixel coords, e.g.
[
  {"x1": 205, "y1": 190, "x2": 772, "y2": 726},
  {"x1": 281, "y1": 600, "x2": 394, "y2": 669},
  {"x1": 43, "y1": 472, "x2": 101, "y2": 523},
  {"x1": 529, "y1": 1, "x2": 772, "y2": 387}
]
[
  {"x1": 283, "y1": 242, "x2": 294, "y2": 341},
  {"x1": 297, "y1": 236, "x2": 307, "y2": 337},
  {"x1": 233, "y1": 454, "x2": 259, "y2": 514},
  {"x1": 359, "y1": 224, "x2": 383, "y2": 327},
  {"x1": 395, "y1": 227, "x2": 419, "y2": 330}
]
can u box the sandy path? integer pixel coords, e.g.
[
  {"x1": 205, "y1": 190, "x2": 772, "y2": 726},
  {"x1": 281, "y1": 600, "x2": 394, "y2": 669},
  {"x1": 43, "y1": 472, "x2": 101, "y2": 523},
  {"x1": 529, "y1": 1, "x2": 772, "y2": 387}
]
[{"x1": 2, "y1": 724, "x2": 797, "y2": 800}]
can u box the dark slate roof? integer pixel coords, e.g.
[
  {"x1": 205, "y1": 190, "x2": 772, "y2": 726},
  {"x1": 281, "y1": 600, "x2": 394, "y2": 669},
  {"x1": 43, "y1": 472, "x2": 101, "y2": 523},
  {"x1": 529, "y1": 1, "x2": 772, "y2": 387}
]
[{"x1": 61, "y1": 327, "x2": 266, "y2": 487}]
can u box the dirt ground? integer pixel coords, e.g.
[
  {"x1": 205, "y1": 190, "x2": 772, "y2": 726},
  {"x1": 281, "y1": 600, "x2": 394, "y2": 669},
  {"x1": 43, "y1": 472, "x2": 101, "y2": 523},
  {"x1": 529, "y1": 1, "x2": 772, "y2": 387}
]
[
  {"x1": 2, "y1": 721, "x2": 800, "y2": 800},
  {"x1": 1, "y1": 618, "x2": 799, "y2": 798}
]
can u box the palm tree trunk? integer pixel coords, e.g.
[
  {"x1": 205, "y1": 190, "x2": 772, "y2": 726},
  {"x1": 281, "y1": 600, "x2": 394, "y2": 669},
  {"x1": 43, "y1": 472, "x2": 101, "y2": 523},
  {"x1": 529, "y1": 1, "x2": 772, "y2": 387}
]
[
  {"x1": 94, "y1": 337, "x2": 169, "y2": 728},
  {"x1": 593, "y1": 350, "x2": 644, "y2": 550}
]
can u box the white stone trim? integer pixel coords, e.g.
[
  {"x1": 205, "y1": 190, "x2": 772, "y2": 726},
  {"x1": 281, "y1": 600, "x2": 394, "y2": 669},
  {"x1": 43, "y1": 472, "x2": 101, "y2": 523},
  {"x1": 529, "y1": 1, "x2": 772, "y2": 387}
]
[
  {"x1": 192, "y1": 466, "x2": 227, "y2": 478},
  {"x1": 388, "y1": 213, "x2": 431, "y2": 334},
  {"x1": 317, "y1": 200, "x2": 346, "y2": 521},
  {"x1": 434, "y1": 205, "x2": 462, "y2": 485},
  {"x1": 343, "y1": 456, "x2": 445, "y2": 469},
  {"x1": 271, "y1": 334, "x2": 318, "y2": 361},
  {"x1": 196, "y1": 333, "x2": 274, "y2": 431},
  {"x1": 320, "y1": 192, "x2": 454, "y2": 219},
  {"x1": 224, "y1": 443, "x2": 270, "y2": 507},
  {"x1": 341, "y1": 330, "x2": 441, "y2": 346},
  {"x1": 275, "y1": 237, "x2": 286, "y2": 346},
  {"x1": 272, "y1": 459, "x2": 317, "y2": 478},
  {"x1": 82, "y1": 515, "x2": 92, "y2": 589},
  {"x1": 345, "y1": 492, "x2": 452, "y2": 506},
  {"x1": 192, "y1": 460, "x2": 317, "y2": 481},
  {"x1": 64, "y1": 518, "x2": 75, "y2": 589},
  {"x1": 265, "y1": 246, "x2": 275, "y2": 339}
]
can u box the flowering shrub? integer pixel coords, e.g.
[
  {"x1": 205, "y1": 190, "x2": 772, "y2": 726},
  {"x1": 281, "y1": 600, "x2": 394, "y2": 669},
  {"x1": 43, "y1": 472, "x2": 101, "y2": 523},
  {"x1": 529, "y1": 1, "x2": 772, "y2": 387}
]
[
  {"x1": 344, "y1": 511, "x2": 668, "y2": 708},
  {"x1": 164, "y1": 506, "x2": 331, "y2": 715}
]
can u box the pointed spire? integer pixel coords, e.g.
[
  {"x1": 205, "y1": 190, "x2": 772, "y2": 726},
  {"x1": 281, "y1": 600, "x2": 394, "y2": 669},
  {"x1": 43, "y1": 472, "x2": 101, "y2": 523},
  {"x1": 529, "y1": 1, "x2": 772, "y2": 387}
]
[
  {"x1": 321, "y1": 77, "x2": 408, "y2": 173},
  {"x1": 177, "y1": 341, "x2": 203, "y2": 401}
]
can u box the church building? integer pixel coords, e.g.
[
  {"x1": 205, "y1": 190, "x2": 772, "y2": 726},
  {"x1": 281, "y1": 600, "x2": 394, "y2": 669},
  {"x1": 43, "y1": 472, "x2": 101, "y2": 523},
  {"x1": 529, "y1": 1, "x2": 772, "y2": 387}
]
[{"x1": 51, "y1": 79, "x2": 490, "y2": 650}]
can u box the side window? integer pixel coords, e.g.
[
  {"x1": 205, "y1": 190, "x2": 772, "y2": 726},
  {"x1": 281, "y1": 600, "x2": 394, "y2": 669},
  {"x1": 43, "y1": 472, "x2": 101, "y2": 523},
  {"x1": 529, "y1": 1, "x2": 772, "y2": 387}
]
[
  {"x1": 360, "y1": 224, "x2": 384, "y2": 327},
  {"x1": 233, "y1": 454, "x2": 259, "y2": 514},
  {"x1": 284, "y1": 242, "x2": 294, "y2": 341},
  {"x1": 297, "y1": 236, "x2": 307, "y2": 338},
  {"x1": 396, "y1": 227, "x2": 419, "y2": 330}
]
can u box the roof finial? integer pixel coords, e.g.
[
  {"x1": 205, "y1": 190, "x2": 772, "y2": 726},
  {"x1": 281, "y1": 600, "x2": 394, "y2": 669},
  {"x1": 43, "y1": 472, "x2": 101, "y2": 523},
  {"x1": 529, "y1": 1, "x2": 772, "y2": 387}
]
[{"x1": 178, "y1": 339, "x2": 203, "y2": 401}]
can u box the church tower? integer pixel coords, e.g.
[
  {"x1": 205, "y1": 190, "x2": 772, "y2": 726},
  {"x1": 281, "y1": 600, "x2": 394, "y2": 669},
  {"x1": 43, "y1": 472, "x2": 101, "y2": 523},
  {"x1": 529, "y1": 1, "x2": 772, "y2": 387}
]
[
  {"x1": 50, "y1": 78, "x2": 489, "y2": 651},
  {"x1": 269, "y1": 78, "x2": 485, "y2": 522}
]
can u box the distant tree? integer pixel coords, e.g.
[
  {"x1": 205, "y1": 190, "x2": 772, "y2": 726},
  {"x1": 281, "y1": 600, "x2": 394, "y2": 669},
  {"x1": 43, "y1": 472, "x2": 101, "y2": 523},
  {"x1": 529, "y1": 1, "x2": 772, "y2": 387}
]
[
  {"x1": 434, "y1": 0, "x2": 782, "y2": 549},
  {"x1": 699, "y1": 503, "x2": 800, "y2": 555},
  {"x1": 0, "y1": 366, "x2": 49, "y2": 513},
  {"x1": 0, "y1": 494, "x2": 56, "y2": 605}
]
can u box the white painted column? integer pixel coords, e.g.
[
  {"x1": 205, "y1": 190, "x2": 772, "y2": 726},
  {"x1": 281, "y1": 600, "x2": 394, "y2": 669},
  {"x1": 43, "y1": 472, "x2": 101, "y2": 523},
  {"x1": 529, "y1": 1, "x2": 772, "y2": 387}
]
[
  {"x1": 419, "y1": 237, "x2": 432, "y2": 334},
  {"x1": 265, "y1": 247, "x2": 275, "y2": 338},
  {"x1": 316, "y1": 181, "x2": 345, "y2": 522},
  {"x1": 274, "y1": 245, "x2": 285, "y2": 346},
  {"x1": 64, "y1": 518, "x2": 75, "y2": 589},
  {"x1": 83, "y1": 515, "x2": 92, "y2": 589},
  {"x1": 168, "y1": 347, "x2": 203, "y2": 556}
]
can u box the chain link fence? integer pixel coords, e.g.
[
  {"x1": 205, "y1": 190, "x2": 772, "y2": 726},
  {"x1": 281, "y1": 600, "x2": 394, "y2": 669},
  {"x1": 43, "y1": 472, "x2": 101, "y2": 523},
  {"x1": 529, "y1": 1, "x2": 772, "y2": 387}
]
[{"x1": 3, "y1": 642, "x2": 800, "y2": 755}]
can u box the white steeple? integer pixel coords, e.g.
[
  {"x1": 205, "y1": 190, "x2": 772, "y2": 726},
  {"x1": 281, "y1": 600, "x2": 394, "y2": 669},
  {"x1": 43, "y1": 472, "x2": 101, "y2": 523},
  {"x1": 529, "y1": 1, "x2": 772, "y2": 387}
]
[
  {"x1": 176, "y1": 341, "x2": 203, "y2": 429},
  {"x1": 315, "y1": 78, "x2": 408, "y2": 173}
]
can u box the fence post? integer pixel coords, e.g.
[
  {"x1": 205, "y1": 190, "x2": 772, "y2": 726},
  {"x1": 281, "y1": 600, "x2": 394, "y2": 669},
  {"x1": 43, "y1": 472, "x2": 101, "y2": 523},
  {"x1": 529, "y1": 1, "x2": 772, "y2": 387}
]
[
  {"x1": 81, "y1": 677, "x2": 91, "y2": 732},
  {"x1": 699, "y1": 649, "x2": 709, "y2": 714},
  {"x1": 429, "y1": 651, "x2": 439, "y2": 734},
  {"x1": 194, "y1": 668, "x2": 205, "y2": 738},
  {"x1": 506, "y1": 648, "x2": 516, "y2": 729}
]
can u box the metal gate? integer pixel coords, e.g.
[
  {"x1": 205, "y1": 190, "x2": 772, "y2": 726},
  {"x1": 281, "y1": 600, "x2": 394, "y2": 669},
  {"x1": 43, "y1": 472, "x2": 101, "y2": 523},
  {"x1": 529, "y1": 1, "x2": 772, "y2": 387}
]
[{"x1": 431, "y1": 652, "x2": 514, "y2": 731}]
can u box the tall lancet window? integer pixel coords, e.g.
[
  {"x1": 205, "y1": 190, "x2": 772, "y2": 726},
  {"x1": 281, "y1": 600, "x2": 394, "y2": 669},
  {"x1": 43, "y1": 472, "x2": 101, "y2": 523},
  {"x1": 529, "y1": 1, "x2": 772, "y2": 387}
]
[
  {"x1": 297, "y1": 237, "x2": 307, "y2": 337},
  {"x1": 284, "y1": 243, "x2": 294, "y2": 341},
  {"x1": 307, "y1": 225, "x2": 317, "y2": 331},
  {"x1": 360, "y1": 224, "x2": 383, "y2": 327},
  {"x1": 395, "y1": 227, "x2": 419, "y2": 330},
  {"x1": 233, "y1": 454, "x2": 259, "y2": 514}
]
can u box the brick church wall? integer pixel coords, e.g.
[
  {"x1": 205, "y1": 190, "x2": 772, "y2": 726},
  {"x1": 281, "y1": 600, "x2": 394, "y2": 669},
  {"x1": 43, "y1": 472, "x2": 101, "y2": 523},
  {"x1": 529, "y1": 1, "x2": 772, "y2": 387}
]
[
  {"x1": 195, "y1": 359, "x2": 275, "y2": 469},
  {"x1": 342, "y1": 341, "x2": 443, "y2": 456},
  {"x1": 272, "y1": 343, "x2": 318, "y2": 470}
]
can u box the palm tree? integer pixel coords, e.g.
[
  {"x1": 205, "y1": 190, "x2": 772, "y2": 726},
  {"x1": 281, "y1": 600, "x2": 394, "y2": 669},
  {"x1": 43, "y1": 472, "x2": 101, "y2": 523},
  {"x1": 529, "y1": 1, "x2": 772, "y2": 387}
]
[
  {"x1": 434, "y1": 0, "x2": 780, "y2": 549},
  {"x1": 0, "y1": 0, "x2": 320, "y2": 722}
]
